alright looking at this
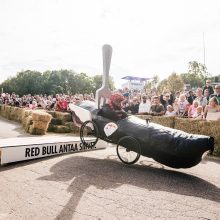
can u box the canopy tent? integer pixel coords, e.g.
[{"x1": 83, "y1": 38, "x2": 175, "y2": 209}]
[{"x1": 121, "y1": 76, "x2": 151, "y2": 81}]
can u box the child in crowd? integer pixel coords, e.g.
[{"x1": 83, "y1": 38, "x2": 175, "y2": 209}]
[
  {"x1": 192, "y1": 106, "x2": 203, "y2": 119},
  {"x1": 177, "y1": 94, "x2": 189, "y2": 117},
  {"x1": 165, "y1": 105, "x2": 176, "y2": 116},
  {"x1": 188, "y1": 100, "x2": 199, "y2": 118}
]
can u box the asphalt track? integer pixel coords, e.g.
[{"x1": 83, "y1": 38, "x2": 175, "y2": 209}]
[{"x1": 0, "y1": 117, "x2": 220, "y2": 219}]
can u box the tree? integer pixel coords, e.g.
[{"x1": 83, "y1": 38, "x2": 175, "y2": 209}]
[
  {"x1": 92, "y1": 75, "x2": 115, "y2": 93},
  {"x1": 0, "y1": 69, "x2": 116, "y2": 96},
  {"x1": 181, "y1": 61, "x2": 211, "y2": 88},
  {"x1": 166, "y1": 73, "x2": 184, "y2": 94},
  {"x1": 157, "y1": 79, "x2": 168, "y2": 94},
  {"x1": 157, "y1": 73, "x2": 184, "y2": 94}
]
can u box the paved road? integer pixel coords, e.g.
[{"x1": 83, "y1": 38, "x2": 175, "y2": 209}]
[{"x1": 0, "y1": 117, "x2": 220, "y2": 219}]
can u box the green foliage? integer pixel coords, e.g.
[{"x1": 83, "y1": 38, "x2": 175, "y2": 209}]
[
  {"x1": 181, "y1": 61, "x2": 211, "y2": 88},
  {"x1": 0, "y1": 70, "x2": 115, "y2": 96},
  {"x1": 92, "y1": 75, "x2": 115, "y2": 93},
  {"x1": 145, "y1": 75, "x2": 159, "y2": 93},
  {"x1": 157, "y1": 73, "x2": 184, "y2": 94}
]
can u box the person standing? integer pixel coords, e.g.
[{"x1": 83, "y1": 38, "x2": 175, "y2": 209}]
[
  {"x1": 138, "y1": 95, "x2": 151, "y2": 114},
  {"x1": 203, "y1": 79, "x2": 214, "y2": 96},
  {"x1": 209, "y1": 85, "x2": 220, "y2": 105},
  {"x1": 195, "y1": 88, "x2": 207, "y2": 109},
  {"x1": 187, "y1": 90, "x2": 196, "y2": 105},
  {"x1": 150, "y1": 96, "x2": 165, "y2": 116}
]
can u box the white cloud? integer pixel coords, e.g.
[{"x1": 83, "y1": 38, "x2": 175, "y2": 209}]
[{"x1": 0, "y1": 0, "x2": 220, "y2": 88}]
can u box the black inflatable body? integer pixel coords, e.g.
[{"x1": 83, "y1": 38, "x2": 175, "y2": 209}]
[{"x1": 79, "y1": 101, "x2": 214, "y2": 169}]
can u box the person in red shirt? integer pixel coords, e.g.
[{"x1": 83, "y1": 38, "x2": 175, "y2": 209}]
[{"x1": 56, "y1": 97, "x2": 68, "y2": 111}]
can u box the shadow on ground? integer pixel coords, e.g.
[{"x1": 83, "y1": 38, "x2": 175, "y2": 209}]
[{"x1": 38, "y1": 156, "x2": 220, "y2": 220}]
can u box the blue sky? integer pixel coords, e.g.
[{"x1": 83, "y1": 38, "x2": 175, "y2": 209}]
[{"x1": 1, "y1": 0, "x2": 220, "y2": 88}]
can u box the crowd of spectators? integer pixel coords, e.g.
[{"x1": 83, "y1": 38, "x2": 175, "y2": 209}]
[
  {"x1": 0, "y1": 92, "x2": 94, "y2": 112},
  {"x1": 0, "y1": 80, "x2": 220, "y2": 120}
]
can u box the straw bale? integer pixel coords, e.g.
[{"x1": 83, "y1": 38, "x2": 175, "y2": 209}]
[
  {"x1": 22, "y1": 115, "x2": 33, "y2": 132},
  {"x1": 174, "y1": 118, "x2": 200, "y2": 134},
  {"x1": 152, "y1": 116, "x2": 175, "y2": 128},
  {"x1": 0, "y1": 105, "x2": 3, "y2": 116},
  {"x1": 22, "y1": 110, "x2": 33, "y2": 120},
  {"x1": 32, "y1": 110, "x2": 52, "y2": 122},
  {"x1": 47, "y1": 111, "x2": 56, "y2": 118},
  {"x1": 29, "y1": 126, "x2": 46, "y2": 135},
  {"x1": 50, "y1": 118, "x2": 62, "y2": 125},
  {"x1": 47, "y1": 124, "x2": 55, "y2": 132},
  {"x1": 54, "y1": 112, "x2": 72, "y2": 123},
  {"x1": 5, "y1": 106, "x2": 12, "y2": 119},
  {"x1": 53, "y1": 125, "x2": 71, "y2": 133},
  {"x1": 16, "y1": 107, "x2": 25, "y2": 122},
  {"x1": 0, "y1": 105, "x2": 6, "y2": 117},
  {"x1": 64, "y1": 122, "x2": 80, "y2": 133},
  {"x1": 9, "y1": 107, "x2": 17, "y2": 121},
  {"x1": 32, "y1": 121, "x2": 49, "y2": 131}
]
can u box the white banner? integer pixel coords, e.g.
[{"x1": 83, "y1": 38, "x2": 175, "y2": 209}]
[{"x1": 0, "y1": 136, "x2": 106, "y2": 165}]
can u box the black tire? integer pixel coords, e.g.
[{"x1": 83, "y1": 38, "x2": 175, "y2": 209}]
[
  {"x1": 116, "y1": 136, "x2": 141, "y2": 165},
  {"x1": 80, "y1": 120, "x2": 99, "y2": 147}
]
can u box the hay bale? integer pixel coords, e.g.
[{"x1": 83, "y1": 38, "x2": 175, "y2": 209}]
[
  {"x1": 53, "y1": 125, "x2": 71, "y2": 133},
  {"x1": 16, "y1": 107, "x2": 25, "y2": 122},
  {"x1": 29, "y1": 126, "x2": 46, "y2": 135},
  {"x1": 32, "y1": 121, "x2": 50, "y2": 131},
  {"x1": 47, "y1": 111, "x2": 56, "y2": 118},
  {"x1": 32, "y1": 110, "x2": 52, "y2": 122},
  {"x1": 22, "y1": 115, "x2": 33, "y2": 132},
  {"x1": 8, "y1": 107, "x2": 20, "y2": 121},
  {"x1": 152, "y1": 116, "x2": 175, "y2": 128},
  {"x1": 47, "y1": 124, "x2": 55, "y2": 132},
  {"x1": 64, "y1": 122, "x2": 80, "y2": 133},
  {"x1": 174, "y1": 117, "x2": 201, "y2": 134},
  {"x1": 50, "y1": 118, "x2": 62, "y2": 125},
  {"x1": 5, "y1": 106, "x2": 12, "y2": 119},
  {"x1": 54, "y1": 112, "x2": 72, "y2": 124},
  {"x1": 197, "y1": 120, "x2": 220, "y2": 156},
  {"x1": 22, "y1": 109, "x2": 33, "y2": 120},
  {"x1": 30, "y1": 110, "x2": 52, "y2": 135},
  {"x1": 0, "y1": 105, "x2": 6, "y2": 117}
]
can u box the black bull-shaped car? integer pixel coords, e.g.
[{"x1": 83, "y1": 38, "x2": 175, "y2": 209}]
[{"x1": 72, "y1": 101, "x2": 214, "y2": 169}]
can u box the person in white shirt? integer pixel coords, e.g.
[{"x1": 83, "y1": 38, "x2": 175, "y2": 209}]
[
  {"x1": 195, "y1": 88, "x2": 207, "y2": 109},
  {"x1": 138, "y1": 95, "x2": 151, "y2": 114},
  {"x1": 165, "y1": 105, "x2": 176, "y2": 116}
]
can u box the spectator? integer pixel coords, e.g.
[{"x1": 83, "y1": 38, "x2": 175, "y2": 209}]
[
  {"x1": 203, "y1": 89, "x2": 210, "y2": 102},
  {"x1": 203, "y1": 97, "x2": 220, "y2": 119},
  {"x1": 150, "y1": 96, "x2": 165, "y2": 116},
  {"x1": 187, "y1": 90, "x2": 196, "y2": 105},
  {"x1": 203, "y1": 79, "x2": 214, "y2": 96},
  {"x1": 28, "y1": 100, "x2": 38, "y2": 110},
  {"x1": 177, "y1": 94, "x2": 189, "y2": 117},
  {"x1": 137, "y1": 95, "x2": 151, "y2": 114},
  {"x1": 192, "y1": 106, "x2": 203, "y2": 120},
  {"x1": 209, "y1": 84, "x2": 220, "y2": 105},
  {"x1": 124, "y1": 97, "x2": 139, "y2": 114},
  {"x1": 175, "y1": 91, "x2": 180, "y2": 100},
  {"x1": 160, "y1": 93, "x2": 174, "y2": 110},
  {"x1": 195, "y1": 88, "x2": 207, "y2": 109},
  {"x1": 56, "y1": 97, "x2": 68, "y2": 111},
  {"x1": 173, "y1": 98, "x2": 179, "y2": 114},
  {"x1": 165, "y1": 105, "x2": 176, "y2": 116},
  {"x1": 188, "y1": 100, "x2": 199, "y2": 118}
]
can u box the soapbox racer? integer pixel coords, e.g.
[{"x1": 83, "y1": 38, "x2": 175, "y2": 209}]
[{"x1": 70, "y1": 101, "x2": 214, "y2": 169}]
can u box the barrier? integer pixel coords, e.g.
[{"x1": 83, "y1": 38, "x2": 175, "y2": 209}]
[{"x1": 0, "y1": 136, "x2": 107, "y2": 165}]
